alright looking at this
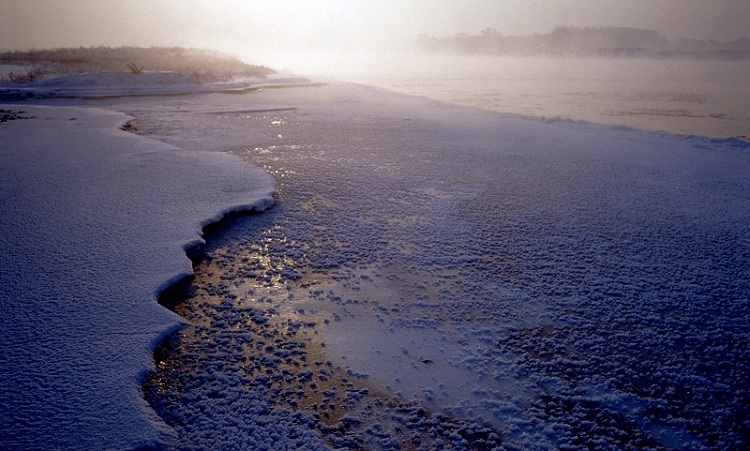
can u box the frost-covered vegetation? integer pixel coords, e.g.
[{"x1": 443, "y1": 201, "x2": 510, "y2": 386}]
[{"x1": 0, "y1": 46, "x2": 274, "y2": 82}]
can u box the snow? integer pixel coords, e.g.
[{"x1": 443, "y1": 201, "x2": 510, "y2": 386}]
[
  {"x1": 0, "y1": 103, "x2": 274, "y2": 449},
  {"x1": 0, "y1": 70, "x2": 308, "y2": 100},
  {"x1": 2, "y1": 73, "x2": 750, "y2": 449}
]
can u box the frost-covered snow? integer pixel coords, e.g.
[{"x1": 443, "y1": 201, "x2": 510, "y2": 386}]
[
  {"x1": 2, "y1": 74, "x2": 750, "y2": 450},
  {"x1": 0, "y1": 103, "x2": 274, "y2": 449}
]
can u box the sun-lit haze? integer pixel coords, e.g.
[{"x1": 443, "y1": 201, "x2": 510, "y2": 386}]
[{"x1": 1, "y1": 0, "x2": 750, "y2": 76}]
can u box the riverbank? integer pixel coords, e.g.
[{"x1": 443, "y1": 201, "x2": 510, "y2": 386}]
[{"x1": 0, "y1": 103, "x2": 274, "y2": 449}]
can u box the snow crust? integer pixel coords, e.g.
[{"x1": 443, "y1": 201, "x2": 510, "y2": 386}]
[{"x1": 0, "y1": 104, "x2": 274, "y2": 449}]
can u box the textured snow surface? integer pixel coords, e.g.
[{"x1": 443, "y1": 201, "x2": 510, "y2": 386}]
[
  {"x1": 3, "y1": 78, "x2": 750, "y2": 449},
  {"x1": 0, "y1": 105, "x2": 274, "y2": 449},
  {"x1": 126, "y1": 84, "x2": 750, "y2": 450}
]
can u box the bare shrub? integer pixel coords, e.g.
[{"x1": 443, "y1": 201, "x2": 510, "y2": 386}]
[
  {"x1": 0, "y1": 66, "x2": 49, "y2": 83},
  {"x1": 125, "y1": 62, "x2": 144, "y2": 74}
]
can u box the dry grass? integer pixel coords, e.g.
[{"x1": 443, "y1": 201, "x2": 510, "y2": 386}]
[
  {"x1": 0, "y1": 67, "x2": 48, "y2": 83},
  {"x1": 0, "y1": 46, "x2": 275, "y2": 82}
]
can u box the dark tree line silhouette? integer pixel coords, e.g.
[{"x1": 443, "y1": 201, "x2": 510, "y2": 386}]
[{"x1": 419, "y1": 27, "x2": 750, "y2": 60}]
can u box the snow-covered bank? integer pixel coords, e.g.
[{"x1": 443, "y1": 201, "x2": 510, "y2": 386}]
[
  {"x1": 0, "y1": 70, "x2": 313, "y2": 101},
  {"x1": 0, "y1": 104, "x2": 274, "y2": 449}
]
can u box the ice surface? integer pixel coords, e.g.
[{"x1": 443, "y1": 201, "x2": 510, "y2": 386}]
[
  {"x1": 0, "y1": 104, "x2": 274, "y2": 449},
  {"x1": 127, "y1": 83, "x2": 750, "y2": 450}
]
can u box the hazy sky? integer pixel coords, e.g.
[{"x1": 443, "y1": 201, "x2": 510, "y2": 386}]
[{"x1": 2, "y1": 0, "x2": 749, "y2": 74}]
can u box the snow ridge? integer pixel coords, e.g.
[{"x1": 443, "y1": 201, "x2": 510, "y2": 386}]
[{"x1": 0, "y1": 104, "x2": 275, "y2": 449}]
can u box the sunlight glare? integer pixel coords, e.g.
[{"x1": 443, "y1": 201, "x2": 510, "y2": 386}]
[{"x1": 220, "y1": 0, "x2": 351, "y2": 46}]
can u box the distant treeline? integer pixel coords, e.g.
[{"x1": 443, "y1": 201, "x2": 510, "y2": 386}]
[
  {"x1": 418, "y1": 27, "x2": 750, "y2": 60},
  {"x1": 0, "y1": 46, "x2": 275, "y2": 79}
]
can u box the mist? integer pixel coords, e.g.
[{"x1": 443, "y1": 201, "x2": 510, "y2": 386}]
[{"x1": 2, "y1": 0, "x2": 750, "y2": 76}]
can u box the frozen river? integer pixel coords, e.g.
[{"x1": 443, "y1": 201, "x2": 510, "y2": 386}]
[
  {"x1": 350, "y1": 56, "x2": 750, "y2": 140},
  {"x1": 105, "y1": 82, "x2": 750, "y2": 449}
]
